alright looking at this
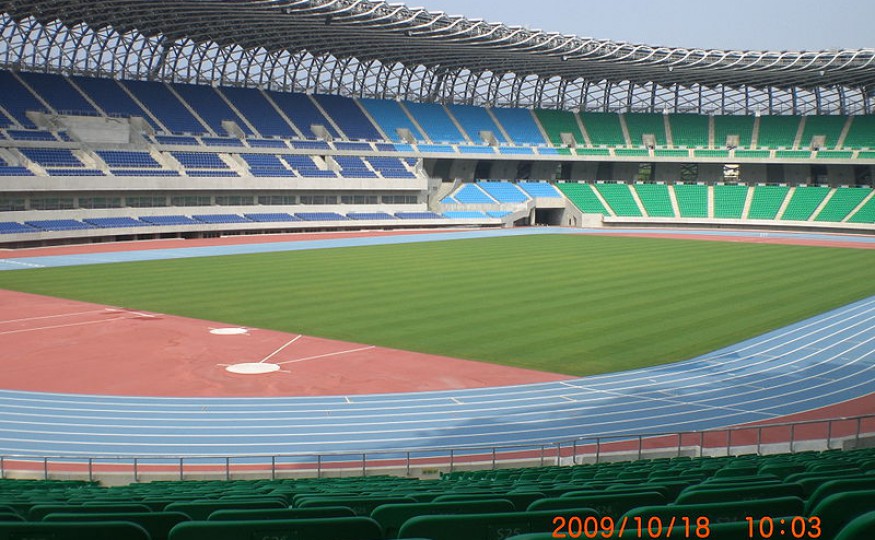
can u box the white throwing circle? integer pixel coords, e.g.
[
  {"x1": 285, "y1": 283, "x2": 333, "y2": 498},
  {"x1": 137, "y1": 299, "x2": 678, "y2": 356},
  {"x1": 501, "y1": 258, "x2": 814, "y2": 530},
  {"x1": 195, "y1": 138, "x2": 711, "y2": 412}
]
[
  {"x1": 225, "y1": 363, "x2": 281, "y2": 375},
  {"x1": 210, "y1": 328, "x2": 249, "y2": 336}
]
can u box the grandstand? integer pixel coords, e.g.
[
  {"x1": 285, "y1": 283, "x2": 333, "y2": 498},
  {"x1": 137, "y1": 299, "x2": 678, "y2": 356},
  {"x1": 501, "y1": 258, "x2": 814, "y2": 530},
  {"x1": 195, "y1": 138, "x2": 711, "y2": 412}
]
[
  {"x1": 0, "y1": 7, "x2": 874, "y2": 538},
  {"x1": 0, "y1": 52, "x2": 873, "y2": 243}
]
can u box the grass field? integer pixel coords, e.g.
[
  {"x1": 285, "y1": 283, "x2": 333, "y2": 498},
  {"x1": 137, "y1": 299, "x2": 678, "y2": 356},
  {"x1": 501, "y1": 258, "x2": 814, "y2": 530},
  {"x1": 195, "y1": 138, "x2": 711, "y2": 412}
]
[{"x1": 1, "y1": 235, "x2": 873, "y2": 376}]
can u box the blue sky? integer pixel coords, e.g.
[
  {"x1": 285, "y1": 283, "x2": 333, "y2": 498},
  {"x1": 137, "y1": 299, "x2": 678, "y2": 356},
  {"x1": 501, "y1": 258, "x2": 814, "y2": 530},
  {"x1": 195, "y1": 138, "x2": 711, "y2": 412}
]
[{"x1": 417, "y1": 0, "x2": 873, "y2": 51}]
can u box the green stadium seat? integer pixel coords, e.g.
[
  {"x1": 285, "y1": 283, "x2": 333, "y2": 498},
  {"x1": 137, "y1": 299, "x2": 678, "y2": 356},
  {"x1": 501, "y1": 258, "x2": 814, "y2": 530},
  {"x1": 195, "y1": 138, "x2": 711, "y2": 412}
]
[
  {"x1": 28, "y1": 503, "x2": 152, "y2": 521},
  {"x1": 808, "y1": 490, "x2": 875, "y2": 540},
  {"x1": 714, "y1": 115, "x2": 754, "y2": 148},
  {"x1": 557, "y1": 182, "x2": 610, "y2": 215},
  {"x1": 596, "y1": 183, "x2": 642, "y2": 216},
  {"x1": 0, "y1": 521, "x2": 150, "y2": 540},
  {"x1": 842, "y1": 115, "x2": 875, "y2": 149},
  {"x1": 669, "y1": 114, "x2": 709, "y2": 147},
  {"x1": 372, "y1": 499, "x2": 515, "y2": 539},
  {"x1": 800, "y1": 115, "x2": 847, "y2": 149},
  {"x1": 431, "y1": 493, "x2": 542, "y2": 511},
  {"x1": 168, "y1": 516, "x2": 383, "y2": 540},
  {"x1": 621, "y1": 496, "x2": 804, "y2": 526},
  {"x1": 297, "y1": 496, "x2": 416, "y2": 516},
  {"x1": 624, "y1": 113, "x2": 667, "y2": 147},
  {"x1": 747, "y1": 185, "x2": 790, "y2": 219},
  {"x1": 675, "y1": 483, "x2": 803, "y2": 504},
  {"x1": 673, "y1": 184, "x2": 708, "y2": 218},
  {"x1": 209, "y1": 506, "x2": 355, "y2": 521},
  {"x1": 713, "y1": 184, "x2": 748, "y2": 219},
  {"x1": 757, "y1": 116, "x2": 801, "y2": 148},
  {"x1": 528, "y1": 492, "x2": 665, "y2": 519},
  {"x1": 633, "y1": 184, "x2": 675, "y2": 217},
  {"x1": 0, "y1": 515, "x2": 22, "y2": 523},
  {"x1": 580, "y1": 113, "x2": 626, "y2": 147},
  {"x1": 815, "y1": 187, "x2": 872, "y2": 222},
  {"x1": 43, "y1": 512, "x2": 189, "y2": 540},
  {"x1": 835, "y1": 510, "x2": 875, "y2": 540},
  {"x1": 780, "y1": 186, "x2": 830, "y2": 221},
  {"x1": 806, "y1": 479, "x2": 875, "y2": 514},
  {"x1": 164, "y1": 499, "x2": 286, "y2": 520},
  {"x1": 397, "y1": 508, "x2": 600, "y2": 540},
  {"x1": 534, "y1": 109, "x2": 584, "y2": 146}
]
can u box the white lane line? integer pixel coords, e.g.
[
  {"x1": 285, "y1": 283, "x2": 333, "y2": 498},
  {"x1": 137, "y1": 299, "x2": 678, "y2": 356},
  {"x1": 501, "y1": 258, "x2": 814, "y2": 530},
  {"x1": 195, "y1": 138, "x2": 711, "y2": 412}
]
[
  {"x1": 0, "y1": 259, "x2": 44, "y2": 269},
  {"x1": 450, "y1": 397, "x2": 463, "y2": 405},
  {"x1": 0, "y1": 317, "x2": 131, "y2": 336},
  {"x1": 257, "y1": 335, "x2": 303, "y2": 364},
  {"x1": 274, "y1": 345, "x2": 376, "y2": 365},
  {"x1": 0, "y1": 309, "x2": 110, "y2": 325}
]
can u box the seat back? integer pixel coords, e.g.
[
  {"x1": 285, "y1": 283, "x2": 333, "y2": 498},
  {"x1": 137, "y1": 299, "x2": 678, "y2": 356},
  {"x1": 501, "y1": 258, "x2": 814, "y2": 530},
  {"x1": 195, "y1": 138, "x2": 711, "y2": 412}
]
[{"x1": 168, "y1": 516, "x2": 383, "y2": 540}]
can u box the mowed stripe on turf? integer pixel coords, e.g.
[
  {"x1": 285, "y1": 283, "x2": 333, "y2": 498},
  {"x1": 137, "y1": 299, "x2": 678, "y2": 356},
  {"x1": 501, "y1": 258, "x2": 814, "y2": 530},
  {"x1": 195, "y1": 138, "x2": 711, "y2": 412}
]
[{"x1": 0, "y1": 235, "x2": 871, "y2": 377}]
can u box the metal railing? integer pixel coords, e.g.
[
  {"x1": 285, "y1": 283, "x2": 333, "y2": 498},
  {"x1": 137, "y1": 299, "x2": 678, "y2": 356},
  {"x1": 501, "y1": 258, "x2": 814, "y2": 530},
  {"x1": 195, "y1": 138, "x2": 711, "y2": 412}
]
[{"x1": 1, "y1": 413, "x2": 872, "y2": 482}]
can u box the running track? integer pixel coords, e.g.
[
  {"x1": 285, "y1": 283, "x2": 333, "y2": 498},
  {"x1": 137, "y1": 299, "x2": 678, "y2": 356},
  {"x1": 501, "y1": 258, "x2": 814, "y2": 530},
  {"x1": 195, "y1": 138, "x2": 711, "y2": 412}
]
[{"x1": 0, "y1": 228, "x2": 873, "y2": 460}]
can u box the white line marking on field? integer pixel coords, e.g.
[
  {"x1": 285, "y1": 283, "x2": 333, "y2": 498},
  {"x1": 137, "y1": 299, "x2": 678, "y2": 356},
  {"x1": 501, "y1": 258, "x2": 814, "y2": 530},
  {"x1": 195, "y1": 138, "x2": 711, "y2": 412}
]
[
  {"x1": 275, "y1": 345, "x2": 376, "y2": 365},
  {"x1": 561, "y1": 396, "x2": 577, "y2": 402},
  {"x1": 450, "y1": 397, "x2": 463, "y2": 405},
  {"x1": 0, "y1": 317, "x2": 130, "y2": 336},
  {"x1": 344, "y1": 396, "x2": 352, "y2": 404},
  {"x1": 0, "y1": 309, "x2": 108, "y2": 325},
  {"x1": 0, "y1": 259, "x2": 44, "y2": 269},
  {"x1": 258, "y1": 335, "x2": 303, "y2": 364}
]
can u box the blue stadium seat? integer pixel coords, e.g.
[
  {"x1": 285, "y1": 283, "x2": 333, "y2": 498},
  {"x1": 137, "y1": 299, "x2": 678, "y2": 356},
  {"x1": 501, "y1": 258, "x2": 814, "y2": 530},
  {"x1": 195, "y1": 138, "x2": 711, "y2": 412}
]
[
  {"x1": 219, "y1": 86, "x2": 297, "y2": 138},
  {"x1": 123, "y1": 79, "x2": 208, "y2": 134},
  {"x1": 72, "y1": 75, "x2": 159, "y2": 130},
  {"x1": 518, "y1": 182, "x2": 561, "y2": 198},
  {"x1": 395, "y1": 211, "x2": 444, "y2": 219},
  {"x1": 346, "y1": 212, "x2": 395, "y2": 220},
  {"x1": 171, "y1": 152, "x2": 229, "y2": 169},
  {"x1": 97, "y1": 151, "x2": 161, "y2": 169},
  {"x1": 360, "y1": 98, "x2": 425, "y2": 142},
  {"x1": 0, "y1": 71, "x2": 47, "y2": 128},
  {"x1": 19, "y1": 148, "x2": 84, "y2": 167},
  {"x1": 25, "y1": 219, "x2": 94, "y2": 231},
  {"x1": 84, "y1": 217, "x2": 147, "y2": 228},
  {"x1": 313, "y1": 94, "x2": 382, "y2": 140},
  {"x1": 17, "y1": 72, "x2": 98, "y2": 117},
  {"x1": 0, "y1": 222, "x2": 37, "y2": 234},
  {"x1": 201, "y1": 137, "x2": 245, "y2": 147},
  {"x1": 491, "y1": 107, "x2": 547, "y2": 145},
  {"x1": 448, "y1": 104, "x2": 508, "y2": 143},
  {"x1": 295, "y1": 212, "x2": 348, "y2": 221},
  {"x1": 4, "y1": 130, "x2": 58, "y2": 141},
  {"x1": 405, "y1": 102, "x2": 464, "y2": 143},
  {"x1": 192, "y1": 214, "x2": 251, "y2": 224},
  {"x1": 243, "y1": 213, "x2": 301, "y2": 223},
  {"x1": 172, "y1": 83, "x2": 252, "y2": 136},
  {"x1": 139, "y1": 215, "x2": 199, "y2": 226},
  {"x1": 266, "y1": 90, "x2": 338, "y2": 139},
  {"x1": 454, "y1": 184, "x2": 495, "y2": 204},
  {"x1": 478, "y1": 182, "x2": 529, "y2": 203}
]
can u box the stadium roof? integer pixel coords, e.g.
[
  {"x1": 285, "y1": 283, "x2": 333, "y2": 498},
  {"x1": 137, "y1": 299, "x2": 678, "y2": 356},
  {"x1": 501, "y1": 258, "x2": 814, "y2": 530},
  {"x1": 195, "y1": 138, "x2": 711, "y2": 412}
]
[{"x1": 1, "y1": 0, "x2": 874, "y2": 114}]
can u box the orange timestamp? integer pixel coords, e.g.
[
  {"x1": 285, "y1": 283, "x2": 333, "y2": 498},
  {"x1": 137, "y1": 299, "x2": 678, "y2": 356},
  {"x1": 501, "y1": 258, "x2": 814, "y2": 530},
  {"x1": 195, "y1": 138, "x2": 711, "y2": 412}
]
[{"x1": 551, "y1": 515, "x2": 713, "y2": 539}]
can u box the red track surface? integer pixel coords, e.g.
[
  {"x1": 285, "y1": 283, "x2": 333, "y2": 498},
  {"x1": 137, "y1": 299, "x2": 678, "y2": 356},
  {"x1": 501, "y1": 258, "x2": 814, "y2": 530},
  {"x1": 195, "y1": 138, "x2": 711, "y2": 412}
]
[{"x1": 0, "y1": 289, "x2": 570, "y2": 397}]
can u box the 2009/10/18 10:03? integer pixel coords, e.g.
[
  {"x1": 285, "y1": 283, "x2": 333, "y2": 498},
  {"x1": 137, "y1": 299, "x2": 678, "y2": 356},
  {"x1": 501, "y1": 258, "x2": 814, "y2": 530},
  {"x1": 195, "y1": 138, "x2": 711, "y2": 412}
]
[{"x1": 550, "y1": 515, "x2": 824, "y2": 538}]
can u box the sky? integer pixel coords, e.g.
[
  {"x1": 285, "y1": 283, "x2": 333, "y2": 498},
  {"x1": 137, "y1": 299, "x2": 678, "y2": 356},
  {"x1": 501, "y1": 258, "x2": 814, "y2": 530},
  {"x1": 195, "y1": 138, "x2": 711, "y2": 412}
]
[{"x1": 416, "y1": 0, "x2": 873, "y2": 52}]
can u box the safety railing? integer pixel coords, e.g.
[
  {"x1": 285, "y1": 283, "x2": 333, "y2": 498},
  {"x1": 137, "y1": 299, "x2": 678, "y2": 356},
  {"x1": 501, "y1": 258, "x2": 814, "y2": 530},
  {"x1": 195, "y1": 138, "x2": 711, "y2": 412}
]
[{"x1": 1, "y1": 413, "x2": 872, "y2": 482}]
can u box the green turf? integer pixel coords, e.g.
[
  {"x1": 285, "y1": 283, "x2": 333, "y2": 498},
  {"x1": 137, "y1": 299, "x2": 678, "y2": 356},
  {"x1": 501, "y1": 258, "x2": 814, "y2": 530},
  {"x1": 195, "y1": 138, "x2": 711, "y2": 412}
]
[{"x1": 1, "y1": 235, "x2": 873, "y2": 376}]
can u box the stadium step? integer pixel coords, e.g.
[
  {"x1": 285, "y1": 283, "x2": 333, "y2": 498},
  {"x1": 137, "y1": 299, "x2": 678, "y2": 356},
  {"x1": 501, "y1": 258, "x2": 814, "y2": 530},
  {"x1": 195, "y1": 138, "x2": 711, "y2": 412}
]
[
  {"x1": 836, "y1": 116, "x2": 855, "y2": 150},
  {"x1": 774, "y1": 186, "x2": 796, "y2": 220},
  {"x1": 842, "y1": 188, "x2": 875, "y2": 223},
  {"x1": 574, "y1": 112, "x2": 593, "y2": 147},
  {"x1": 809, "y1": 188, "x2": 837, "y2": 221}
]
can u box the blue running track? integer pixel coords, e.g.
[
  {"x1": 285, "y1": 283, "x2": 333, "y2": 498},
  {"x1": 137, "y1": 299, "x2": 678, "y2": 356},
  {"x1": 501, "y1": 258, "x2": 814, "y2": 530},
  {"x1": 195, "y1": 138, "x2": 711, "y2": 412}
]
[{"x1": 0, "y1": 228, "x2": 873, "y2": 460}]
